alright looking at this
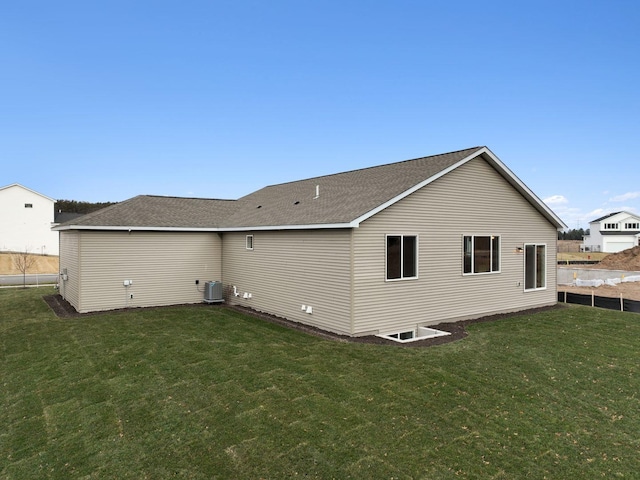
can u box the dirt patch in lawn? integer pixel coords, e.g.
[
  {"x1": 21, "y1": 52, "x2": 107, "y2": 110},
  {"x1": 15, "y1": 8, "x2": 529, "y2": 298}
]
[
  {"x1": 42, "y1": 293, "x2": 562, "y2": 348},
  {"x1": 558, "y1": 246, "x2": 640, "y2": 301}
]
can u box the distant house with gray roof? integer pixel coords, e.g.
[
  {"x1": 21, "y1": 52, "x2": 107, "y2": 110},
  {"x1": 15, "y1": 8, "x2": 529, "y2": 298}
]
[
  {"x1": 53, "y1": 146, "x2": 566, "y2": 338},
  {"x1": 582, "y1": 211, "x2": 640, "y2": 253}
]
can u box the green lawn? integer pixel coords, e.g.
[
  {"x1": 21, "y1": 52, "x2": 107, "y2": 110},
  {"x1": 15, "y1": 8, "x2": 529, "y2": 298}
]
[{"x1": 2, "y1": 288, "x2": 639, "y2": 479}]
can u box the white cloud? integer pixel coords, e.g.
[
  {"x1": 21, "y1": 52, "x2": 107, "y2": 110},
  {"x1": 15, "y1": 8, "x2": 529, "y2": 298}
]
[
  {"x1": 618, "y1": 206, "x2": 638, "y2": 213},
  {"x1": 543, "y1": 195, "x2": 568, "y2": 205},
  {"x1": 609, "y1": 191, "x2": 640, "y2": 202},
  {"x1": 585, "y1": 208, "x2": 605, "y2": 219}
]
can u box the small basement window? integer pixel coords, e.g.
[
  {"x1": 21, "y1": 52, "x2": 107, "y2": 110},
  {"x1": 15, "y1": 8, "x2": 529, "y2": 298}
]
[{"x1": 377, "y1": 327, "x2": 451, "y2": 343}]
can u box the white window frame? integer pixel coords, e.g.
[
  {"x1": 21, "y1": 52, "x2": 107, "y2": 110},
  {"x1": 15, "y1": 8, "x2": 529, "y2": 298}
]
[
  {"x1": 524, "y1": 243, "x2": 547, "y2": 291},
  {"x1": 624, "y1": 222, "x2": 639, "y2": 230},
  {"x1": 604, "y1": 223, "x2": 619, "y2": 230},
  {"x1": 245, "y1": 235, "x2": 254, "y2": 250},
  {"x1": 385, "y1": 234, "x2": 419, "y2": 281},
  {"x1": 462, "y1": 235, "x2": 501, "y2": 275}
]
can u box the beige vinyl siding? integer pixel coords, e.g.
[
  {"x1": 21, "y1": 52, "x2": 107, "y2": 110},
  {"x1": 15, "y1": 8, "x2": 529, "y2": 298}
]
[
  {"x1": 76, "y1": 231, "x2": 221, "y2": 313},
  {"x1": 222, "y1": 230, "x2": 353, "y2": 335},
  {"x1": 59, "y1": 230, "x2": 80, "y2": 310},
  {"x1": 352, "y1": 157, "x2": 558, "y2": 335}
]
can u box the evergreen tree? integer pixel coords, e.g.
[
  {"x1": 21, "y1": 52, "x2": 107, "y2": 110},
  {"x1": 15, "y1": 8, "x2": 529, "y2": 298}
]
[{"x1": 55, "y1": 199, "x2": 116, "y2": 214}]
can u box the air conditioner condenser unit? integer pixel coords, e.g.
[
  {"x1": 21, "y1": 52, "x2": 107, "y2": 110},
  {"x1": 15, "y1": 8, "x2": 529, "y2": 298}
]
[{"x1": 204, "y1": 281, "x2": 224, "y2": 303}]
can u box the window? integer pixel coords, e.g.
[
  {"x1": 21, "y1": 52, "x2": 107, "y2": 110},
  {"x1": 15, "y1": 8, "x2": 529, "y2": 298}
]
[
  {"x1": 24, "y1": 203, "x2": 33, "y2": 208},
  {"x1": 245, "y1": 235, "x2": 253, "y2": 250},
  {"x1": 625, "y1": 223, "x2": 639, "y2": 230},
  {"x1": 386, "y1": 235, "x2": 417, "y2": 280},
  {"x1": 524, "y1": 244, "x2": 546, "y2": 290},
  {"x1": 604, "y1": 223, "x2": 619, "y2": 230},
  {"x1": 388, "y1": 331, "x2": 414, "y2": 341},
  {"x1": 463, "y1": 235, "x2": 500, "y2": 274}
]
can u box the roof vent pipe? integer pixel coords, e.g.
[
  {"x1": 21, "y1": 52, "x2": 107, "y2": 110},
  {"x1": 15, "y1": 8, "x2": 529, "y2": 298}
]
[{"x1": 314, "y1": 185, "x2": 319, "y2": 199}]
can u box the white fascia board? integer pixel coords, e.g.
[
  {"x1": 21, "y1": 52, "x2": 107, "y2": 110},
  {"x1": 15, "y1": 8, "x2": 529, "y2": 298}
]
[
  {"x1": 54, "y1": 223, "x2": 355, "y2": 232},
  {"x1": 480, "y1": 148, "x2": 568, "y2": 230},
  {"x1": 52, "y1": 225, "x2": 222, "y2": 232},
  {"x1": 590, "y1": 211, "x2": 639, "y2": 224},
  {"x1": 348, "y1": 146, "x2": 567, "y2": 230},
  {"x1": 217, "y1": 222, "x2": 354, "y2": 232},
  {"x1": 349, "y1": 148, "x2": 485, "y2": 227},
  {"x1": 611, "y1": 211, "x2": 640, "y2": 222},
  {"x1": 0, "y1": 183, "x2": 56, "y2": 202}
]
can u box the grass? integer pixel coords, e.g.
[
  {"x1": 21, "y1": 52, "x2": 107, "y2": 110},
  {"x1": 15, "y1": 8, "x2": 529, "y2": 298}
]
[{"x1": 2, "y1": 288, "x2": 640, "y2": 479}]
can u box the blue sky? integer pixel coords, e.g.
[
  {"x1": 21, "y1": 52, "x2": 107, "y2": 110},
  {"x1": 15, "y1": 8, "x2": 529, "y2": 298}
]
[{"x1": 1, "y1": 1, "x2": 638, "y2": 229}]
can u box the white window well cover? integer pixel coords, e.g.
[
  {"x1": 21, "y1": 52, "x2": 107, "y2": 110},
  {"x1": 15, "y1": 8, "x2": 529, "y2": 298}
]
[{"x1": 377, "y1": 326, "x2": 451, "y2": 343}]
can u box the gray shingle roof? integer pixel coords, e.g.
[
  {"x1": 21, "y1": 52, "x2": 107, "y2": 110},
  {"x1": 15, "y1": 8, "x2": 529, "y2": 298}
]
[
  {"x1": 62, "y1": 195, "x2": 238, "y2": 228},
  {"x1": 223, "y1": 147, "x2": 483, "y2": 228},
  {"x1": 56, "y1": 146, "x2": 565, "y2": 230},
  {"x1": 590, "y1": 212, "x2": 622, "y2": 223}
]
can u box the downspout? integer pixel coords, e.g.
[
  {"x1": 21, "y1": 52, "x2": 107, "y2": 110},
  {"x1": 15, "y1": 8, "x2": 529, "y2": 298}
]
[
  {"x1": 77, "y1": 230, "x2": 82, "y2": 313},
  {"x1": 349, "y1": 228, "x2": 355, "y2": 335}
]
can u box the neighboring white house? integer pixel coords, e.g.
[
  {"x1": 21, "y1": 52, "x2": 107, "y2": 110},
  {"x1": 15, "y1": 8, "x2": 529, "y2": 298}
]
[
  {"x1": 582, "y1": 211, "x2": 640, "y2": 253},
  {"x1": 0, "y1": 183, "x2": 59, "y2": 255}
]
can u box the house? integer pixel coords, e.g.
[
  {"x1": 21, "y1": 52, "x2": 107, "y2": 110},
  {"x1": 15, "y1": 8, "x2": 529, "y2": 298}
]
[
  {"x1": 53, "y1": 146, "x2": 566, "y2": 337},
  {"x1": 0, "y1": 183, "x2": 59, "y2": 255},
  {"x1": 582, "y1": 211, "x2": 640, "y2": 253}
]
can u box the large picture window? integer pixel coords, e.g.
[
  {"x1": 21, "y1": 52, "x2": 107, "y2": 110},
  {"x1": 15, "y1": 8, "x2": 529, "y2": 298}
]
[
  {"x1": 524, "y1": 244, "x2": 546, "y2": 290},
  {"x1": 386, "y1": 235, "x2": 417, "y2": 280},
  {"x1": 463, "y1": 235, "x2": 500, "y2": 274}
]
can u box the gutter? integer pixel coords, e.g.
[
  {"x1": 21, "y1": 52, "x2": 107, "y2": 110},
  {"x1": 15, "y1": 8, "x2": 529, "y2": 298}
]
[{"x1": 53, "y1": 222, "x2": 358, "y2": 233}]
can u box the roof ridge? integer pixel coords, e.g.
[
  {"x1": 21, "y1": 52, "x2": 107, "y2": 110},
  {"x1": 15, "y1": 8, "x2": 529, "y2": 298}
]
[
  {"x1": 143, "y1": 194, "x2": 236, "y2": 202},
  {"x1": 260, "y1": 146, "x2": 484, "y2": 189},
  {"x1": 591, "y1": 210, "x2": 640, "y2": 223}
]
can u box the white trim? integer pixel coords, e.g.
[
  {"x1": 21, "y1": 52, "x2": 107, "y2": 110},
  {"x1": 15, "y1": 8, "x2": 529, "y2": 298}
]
[
  {"x1": 350, "y1": 150, "x2": 481, "y2": 227},
  {"x1": 245, "y1": 234, "x2": 254, "y2": 250},
  {"x1": 385, "y1": 233, "x2": 419, "y2": 281},
  {"x1": 476, "y1": 148, "x2": 567, "y2": 230},
  {"x1": 53, "y1": 222, "x2": 356, "y2": 232},
  {"x1": 218, "y1": 222, "x2": 355, "y2": 231},
  {"x1": 0, "y1": 183, "x2": 56, "y2": 203},
  {"x1": 52, "y1": 225, "x2": 223, "y2": 232},
  {"x1": 462, "y1": 234, "x2": 501, "y2": 275},
  {"x1": 523, "y1": 243, "x2": 547, "y2": 291},
  {"x1": 350, "y1": 147, "x2": 566, "y2": 230},
  {"x1": 51, "y1": 147, "x2": 567, "y2": 233},
  {"x1": 377, "y1": 327, "x2": 451, "y2": 343}
]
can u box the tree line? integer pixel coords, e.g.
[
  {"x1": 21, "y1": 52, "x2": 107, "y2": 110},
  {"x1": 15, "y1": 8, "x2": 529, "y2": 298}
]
[
  {"x1": 55, "y1": 199, "x2": 117, "y2": 214},
  {"x1": 558, "y1": 228, "x2": 589, "y2": 240}
]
